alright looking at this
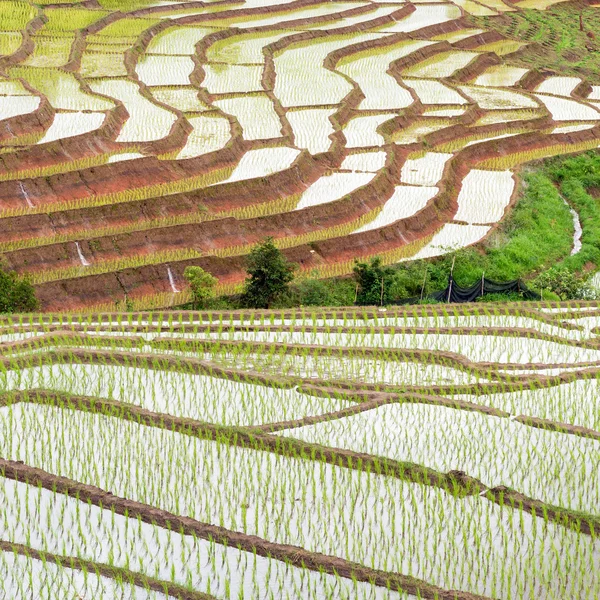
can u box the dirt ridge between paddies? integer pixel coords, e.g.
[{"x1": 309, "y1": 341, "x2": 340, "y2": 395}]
[
  {"x1": 0, "y1": 332, "x2": 515, "y2": 382},
  {"x1": 1, "y1": 319, "x2": 591, "y2": 347},
  {"x1": 2, "y1": 338, "x2": 599, "y2": 442},
  {"x1": 2, "y1": 147, "x2": 401, "y2": 284},
  {"x1": 1, "y1": 389, "x2": 598, "y2": 537},
  {"x1": 0, "y1": 455, "x2": 494, "y2": 600},
  {"x1": 291, "y1": 386, "x2": 600, "y2": 442},
  {"x1": 3, "y1": 335, "x2": 597, "y2": 442},
  {"x1": 5, "y1": 110, "x2": 600, "y2": 309},
  {"x1": 247, "y1": 389, "x2": 510, "y2": 433},
  {"x1": 0, "y1": 343, "x2": 576, "y2": 395},
  {"x1": 0, "y1": 302, "x2": 587, "y2": 329},
  {"x1": 0, "y1": 539, "x2": 216, "y2": 600},
  {"x1": 0, "y1": 389, "x2": 486, "y2": 497},
  {"x1": 149, "y1": 336, "x2": 586, "y2": 375},
  {"x1": 5, "y1": 342, "x2": 600, "y2": 403}
]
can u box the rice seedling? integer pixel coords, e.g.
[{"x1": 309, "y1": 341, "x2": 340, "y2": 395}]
[
  {"x1": 400, "y1": 152, "x2": 453, "y2": 186},
  {"x1": 402, "y1": 51, "x2": 481, "y2": 79},
  {"x1": 212, "y1": 95, "x2": 283, "y2": 141},
  {"x1": 1, "y1": 0, "x2": 597, "y2": 309},
  {"x1": 533, "y1": 94, "x2": 600, "y2": 121},
  {"x1": 0, "y1": 8, "x2": 599, "y2": 596},
  {"x1": 294, "y1": 172, "x2": 375, "y2": 210},
  {"x1": 355, "y1": 186, "x2": 438, "y2": 232},
  {"x1": 473, "y1": 65, "x2": 529, "y2": 87},
  {"x1": 273, "y1": 33, "x2": 381, "y2": 107},
  {"x1": 0, "y1": 307, "x2": 598, "y2": 600},
  {"x1": 285, "y1": 107, "x2": 337, "y2": 154},
  {"x1": 453, "y1": 169, "x2": 515, "y2": 224},
  {"x1": 374, "y1": 4, "x2": 461, "y2": 33}
]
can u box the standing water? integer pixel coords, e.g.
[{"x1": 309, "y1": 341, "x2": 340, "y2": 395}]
[
  {"x1": 18, "y1": 182, "x2": 35, "y2": 208},
  {"x1": 561, "y1": 194, "x2": 582, "y2": 255},
  {"x1": 75, "y1": 242, "x2": 90, "y2": 266},
  {"x1": 167, "y1": 267, "x2": 180, "y2": 293},
  {"x1": 570, "y1": 207, "x2": 583, "y2": 256}
]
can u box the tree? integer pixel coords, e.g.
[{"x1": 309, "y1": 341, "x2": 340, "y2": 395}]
[
  {"x1": 353, "y1": 256, "x2": 396, "y2": 306},
  {"x1": 184, "y1": 266, "x2": 217, "y2": 309},
  {"x1": 241, "y1": 238, "x2": 296, "y2": 308},
  {"x1": 0, "y1": 265, "x2": 38, "y2": 313}
]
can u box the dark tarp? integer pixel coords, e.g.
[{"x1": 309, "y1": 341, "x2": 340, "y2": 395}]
[{"x1": 396, "y1": 276, "x2": 540, "y2": 304}]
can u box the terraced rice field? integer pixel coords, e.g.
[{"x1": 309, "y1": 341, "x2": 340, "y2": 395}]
[
  {"x1": 0, "y1": 0, "x2": 599, "y2": 312},
  {"x1": 0, "y1": 301, "x2": 599, "y2": 598}
]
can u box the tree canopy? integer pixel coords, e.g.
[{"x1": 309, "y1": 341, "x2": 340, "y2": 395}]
[
  {"x1": 353, "y1": 257, "x2": 396, "y2": 306},
  {"x1": 241, "y1": 238, "x2": 296, "y2": 308},
  {"x1": 184, "y1": 266, "x2": 217, "y2": 309}
]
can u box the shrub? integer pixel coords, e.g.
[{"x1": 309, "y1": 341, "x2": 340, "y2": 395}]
[
  {"x1": 352, "y1": 257, "x2": 398, "y2": 306},
  {"x1": 532, "y1": 267, "x2": 597, "y2": 300},
  {"x1": 293, "y1": 278, "x2": 355, "y2": 306},
  {"x1": 184, "y1": 266, "x2": 217, "y2": 310},
  {"x1": 0, "y1": 265, "x2": 38, "y2": 313}
]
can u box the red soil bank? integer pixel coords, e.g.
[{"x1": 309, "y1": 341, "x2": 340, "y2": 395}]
[{"x1": 25, "y1": 120, "x2": 600, "y2": 310}]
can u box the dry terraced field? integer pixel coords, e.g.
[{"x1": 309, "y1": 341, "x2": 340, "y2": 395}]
[
  {"x1": 0, "y1": 0, "x2": 599, "y2": 310},
  {"x1": 0, "y1": 301, "x2": 599, "y2": 598}
]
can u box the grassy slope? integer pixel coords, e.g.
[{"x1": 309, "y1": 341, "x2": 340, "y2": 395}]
[
  {"x1": 467, "y1": 0, "x2": 600, "y2": 80},
  {"x1": 285, "y1": 152, "x2": 600, "y2": 305},
  {"x1": 546, "y1": 151, "x2": 600, "y2": 272},
  {"x1": 423, "y1": 151, "x2": 600, "y2": 291},
  {"x1": 394, "y1": 168, "x2": 575, "y2": 295},
  {"x1": 202, "y1": 152, "x2": 600, "y2": 307},
  {"x1": 460, "y1": 171, "x2": 573, "y2": 279}
]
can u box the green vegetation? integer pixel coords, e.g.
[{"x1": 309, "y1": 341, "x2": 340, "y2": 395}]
[
  {"x1": 182, "y1": 151, "x2": 600, "y2": 308},
  {"x1": 306, "y1": 164, "x2": 579, "y2": 303},
  {"x1": 546, "y1": 151, "x2": 600, "y2": 271},
  {"x1": 367, "y1": 151, "x2": 600, "y2": 301},
  {"x1": 406, "y1": 170, "x2": 575, "y2": 294},
  {"x1": 241, "y1": 237, "x2": 297, "y2": 309},
  {"x1": 0, "y1": 1, "x2": 36, "y2": 31},
  {"x1": 380, "y1": 151, "x2": 600, "y2": 301},
  {"x1": 0, "y1": 265, "x2": 38, "y2": 313},
  {"x1": 288, "y1": 277, "x2": 356, "y2": 307},
  {"x1": 468, "y1": 1, "x2": 600, "y2": 79},
  {"x1": 183, "y1": 266, "x2": 217, "y2": 310},
  {"x1": 533, "y1": 268, "x2": 591, "y2": 300},
  {"x1": 352, "y1": 257, "x2": 397, "y2": 306}
]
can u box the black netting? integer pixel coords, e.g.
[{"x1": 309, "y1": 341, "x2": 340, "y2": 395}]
[{"x1": 396, "y1": 276, "x2": 540, "y2": 305}]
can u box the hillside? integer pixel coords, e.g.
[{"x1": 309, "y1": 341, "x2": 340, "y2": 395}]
[{"x1": 1, "y1": 0, "x2": 600, "y2": 310}]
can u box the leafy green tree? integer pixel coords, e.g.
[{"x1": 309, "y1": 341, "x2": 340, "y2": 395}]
[
  {"x1": 241, "y1": 238, "x2": 296, "y2": 308},
  {"x1": 0, "y1": 266, "x2": 38, "y2": 313},
  {"x1": 353, "y1": 257, "x2": 397, "y2": 306},
  {"x1": 184, "y1": 266, "x2": 217, "y2": 309}
]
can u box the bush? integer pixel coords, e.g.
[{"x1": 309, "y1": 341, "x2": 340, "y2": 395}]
[
  {"x1": 184, "y1": 266, "x2": 217, "y2": 310},
  {"x1": 241, "y1": 238, "x2": 297, "y2": 309},
  {"x1": 292, "y1": 278, "x2": 355, "y2": 306},
  {"x1": 353, "y1": 257, "x2": 399, "y2": 306},
  {"x1": 532, "y1": 267, "x2": 596, "y2": 300},
  {"x1": 0, "y1": 266, "x2": 38, "y2": 313}
]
